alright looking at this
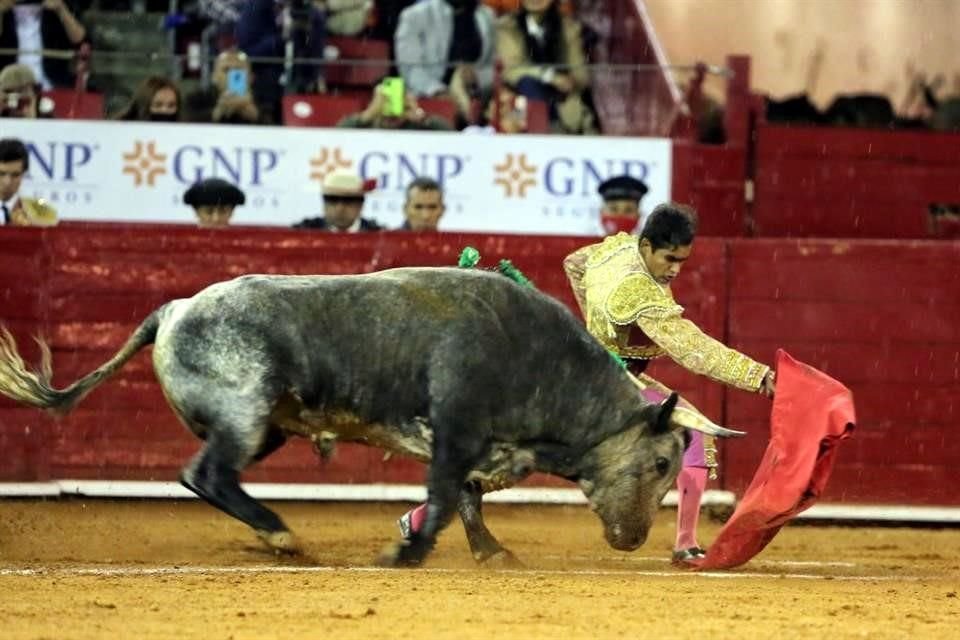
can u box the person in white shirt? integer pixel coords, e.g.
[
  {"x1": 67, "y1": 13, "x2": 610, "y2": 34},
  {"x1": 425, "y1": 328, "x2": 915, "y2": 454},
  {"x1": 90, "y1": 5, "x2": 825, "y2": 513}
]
[{"x1": 0, "y1": 0, "x2": 87, "y2": 90}]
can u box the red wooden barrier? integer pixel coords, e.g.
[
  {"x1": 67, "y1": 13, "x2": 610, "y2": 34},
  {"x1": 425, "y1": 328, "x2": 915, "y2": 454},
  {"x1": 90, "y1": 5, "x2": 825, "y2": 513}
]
[
  {"x1": 752, "y1": 125, "x2": 960, "y2": 239},
  {"x1": 1, "y1": 224, "x2": 957, "y2": 506}
]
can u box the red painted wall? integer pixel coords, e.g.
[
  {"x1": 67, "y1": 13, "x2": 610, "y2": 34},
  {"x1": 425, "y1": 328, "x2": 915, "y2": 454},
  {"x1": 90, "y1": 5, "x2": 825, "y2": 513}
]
[
  {"x1": 752, "y1": 125, "x2": 960, "y2": 239},
  {"x1": 1, "y1": 224, "x2": 957, "y2": 505}
]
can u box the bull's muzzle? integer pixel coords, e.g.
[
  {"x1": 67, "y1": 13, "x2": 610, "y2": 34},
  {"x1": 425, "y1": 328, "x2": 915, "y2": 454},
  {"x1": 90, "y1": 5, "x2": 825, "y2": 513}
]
[{"x1": 605, "y1": 524, "x2": 647, "y2": 551}]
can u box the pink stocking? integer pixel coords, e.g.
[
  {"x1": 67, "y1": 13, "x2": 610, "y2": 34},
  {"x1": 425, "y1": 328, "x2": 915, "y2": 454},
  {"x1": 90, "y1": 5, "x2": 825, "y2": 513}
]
[
  {"x1": 675, "y1": 466, "x2": 708, "y2": 550},
  {"x1": 409, "y1": 502, "x2": 429, "y2": 534}
]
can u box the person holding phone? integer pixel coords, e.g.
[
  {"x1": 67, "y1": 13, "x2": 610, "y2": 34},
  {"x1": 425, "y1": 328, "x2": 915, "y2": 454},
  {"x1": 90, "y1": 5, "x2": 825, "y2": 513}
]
[
  {"x1": 0, "y1": 0, "x2": 87, "y2": 90},
  {"x1": 336, "y1": 78, "x2": 454, "y2": 130},
  {"x1": 184, "y1": 50, "x2": 262, "y2": 123}
]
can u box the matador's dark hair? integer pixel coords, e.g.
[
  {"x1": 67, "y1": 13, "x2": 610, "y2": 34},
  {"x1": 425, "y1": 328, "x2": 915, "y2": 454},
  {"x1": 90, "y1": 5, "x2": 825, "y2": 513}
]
[{"x1": 639, "y1": 202, "x2": 699, "y2": 250}]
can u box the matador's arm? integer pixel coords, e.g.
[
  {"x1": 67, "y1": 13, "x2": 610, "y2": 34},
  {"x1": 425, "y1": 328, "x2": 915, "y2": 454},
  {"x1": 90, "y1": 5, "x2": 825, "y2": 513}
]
[
  {"x1": 605, "y1": 272, "x2": 769, "y2": 392},
  {"x1": 562, "y1": 244, "x2": 594, "y2": 317},
  {"x1": 636, "y1": 315, "x2": 770, "y2": 392}
]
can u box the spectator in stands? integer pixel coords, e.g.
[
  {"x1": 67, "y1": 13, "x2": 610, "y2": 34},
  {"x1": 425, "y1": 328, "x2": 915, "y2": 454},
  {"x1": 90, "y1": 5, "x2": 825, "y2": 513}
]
[
  {"x1": 113, "y1": 76, "x2": 182, "y2": 121},
  {"x1": 183, "y1": 177, "x2": 246, "y2": 228},
  {"x1": 370, "y1": 0, "x2": 417, "y2": 42},
  {"x1": 212, "y1": 93, "x2": 260, "y2": 124},
  {"x1": 198, "y1": 0, "x2": 244, "y2": 51},
  {"x1": 337, "y1": 81, "x2": 453, "y2": 130},
  {"x1": 0, "y1": 0, "x2": 86, "y2": 90},
  {"x1": 184, "y1": 49, "x2": 260, "y2": 123},
  {"x1": 327, "y1": 0, "x2": 374, "y2": 36},
  {"x1": 294, "y1": 168, "x2": 383, "y2": 231},
  {"x1": 394, "y1": 0, "x2": 495, "y2": 122},
  {"x1": 0, "y1": 137, "x2": 57, "y2": 227},
  {"x1": 399, "y1": 176, "x2": 445, "y2": 231},
  {"x1": 237, "y1": 0, "x2": 327, "y2": 124},
  {"x1": 0, "y1": 63, "x2": 39, "y2": 118},
  {"x1": 596, "y1": 174, "x2": 647, "y2": 236},
  {"x1": 462, "y1": 82, "x2": 528, "y2": 133},
  {"x1": 496, "y1": 0, "x2": 596, "y2": 134}
]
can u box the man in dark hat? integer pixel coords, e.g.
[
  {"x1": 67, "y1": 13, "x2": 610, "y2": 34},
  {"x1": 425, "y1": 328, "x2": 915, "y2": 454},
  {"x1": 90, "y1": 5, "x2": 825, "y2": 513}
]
[
  {"x1": 183, "y1": 177, "x2": 246, "y2": 228},
  {"x1": 598, "y1": 175, "x2": 649, "y2": 235}
]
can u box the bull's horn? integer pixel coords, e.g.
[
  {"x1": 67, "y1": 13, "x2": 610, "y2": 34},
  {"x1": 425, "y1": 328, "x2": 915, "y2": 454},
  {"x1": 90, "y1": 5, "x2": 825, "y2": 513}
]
[{"x1": 671, "y1": 406, "x2": 747, "y2": 438}]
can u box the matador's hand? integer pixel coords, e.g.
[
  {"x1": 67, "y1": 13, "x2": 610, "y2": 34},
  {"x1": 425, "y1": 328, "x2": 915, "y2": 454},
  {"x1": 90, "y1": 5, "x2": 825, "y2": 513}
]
[{"x1": 760, "y1": 371, "x2": 776, "y2": 399}]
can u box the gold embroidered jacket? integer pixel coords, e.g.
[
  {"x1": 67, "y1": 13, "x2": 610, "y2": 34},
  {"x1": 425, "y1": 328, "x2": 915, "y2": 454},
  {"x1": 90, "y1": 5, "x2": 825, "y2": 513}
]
[
  {"x1": 563, "y1": 232, "x2": 769, "y2": 393},
  {"x1": 9, "y1": 197, "x2": 58, "y2": 227}
]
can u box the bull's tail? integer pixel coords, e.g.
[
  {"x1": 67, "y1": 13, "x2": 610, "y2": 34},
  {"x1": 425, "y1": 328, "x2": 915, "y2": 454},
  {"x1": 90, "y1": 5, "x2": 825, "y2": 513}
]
[{"x1": 0, "y1": 307, "x2": 164, "y2": 416}]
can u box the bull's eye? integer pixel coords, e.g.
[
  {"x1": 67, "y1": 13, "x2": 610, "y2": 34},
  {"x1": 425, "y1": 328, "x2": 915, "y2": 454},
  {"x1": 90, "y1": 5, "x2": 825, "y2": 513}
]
[{"x1": 655, "y1": 457, "x2": 670, "y2": 477}]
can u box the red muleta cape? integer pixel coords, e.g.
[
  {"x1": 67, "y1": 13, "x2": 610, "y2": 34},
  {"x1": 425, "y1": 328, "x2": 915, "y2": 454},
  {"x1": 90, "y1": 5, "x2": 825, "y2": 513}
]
[{"x1": 695, "y1": 349, "x2": 856, "y2": 570}]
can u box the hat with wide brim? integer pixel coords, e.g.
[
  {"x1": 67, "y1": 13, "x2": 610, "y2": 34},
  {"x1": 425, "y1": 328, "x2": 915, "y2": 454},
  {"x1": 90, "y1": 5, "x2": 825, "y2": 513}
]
[
  {"x1": 183, "y1": 178, "x2": 246, "y2": 207},
  {"x1": 322, "y1": 168, "x2": 377, "y2": 197}
]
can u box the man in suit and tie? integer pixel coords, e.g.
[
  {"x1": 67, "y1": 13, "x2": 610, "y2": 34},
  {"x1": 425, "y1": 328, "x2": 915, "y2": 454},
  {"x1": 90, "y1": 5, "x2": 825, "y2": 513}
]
[
  {"x1": 0, "y1": 137, "x2": 56, "y2": 227},
  {"x1": 293, "y1": 168, "x2": 383, "y2": 232}
]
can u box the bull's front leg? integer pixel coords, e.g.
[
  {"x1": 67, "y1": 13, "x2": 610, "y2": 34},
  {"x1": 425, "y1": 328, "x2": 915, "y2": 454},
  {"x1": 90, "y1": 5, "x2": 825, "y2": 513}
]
[
  {"x1": 378, "y1": 423, "x2": 478, "y2": 567},
  {"x1": 457, "y1": 482, "x2": 521, "y2": 566}
]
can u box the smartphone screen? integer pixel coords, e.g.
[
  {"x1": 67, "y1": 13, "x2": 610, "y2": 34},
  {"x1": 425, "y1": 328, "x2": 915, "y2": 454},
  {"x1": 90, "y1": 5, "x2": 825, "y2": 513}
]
[
  {"x1": 225, "y1": 69, "x2": 248, "y2": 97},
  {"x1": 380, "y1": 77, "x2": 405, "y2": 117}
]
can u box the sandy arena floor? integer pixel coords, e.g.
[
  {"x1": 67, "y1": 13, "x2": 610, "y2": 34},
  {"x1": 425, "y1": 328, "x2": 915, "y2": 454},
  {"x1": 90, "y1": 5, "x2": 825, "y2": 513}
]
[{"x1": 0, "y1": 499, "x2": 957, "y2": 639}]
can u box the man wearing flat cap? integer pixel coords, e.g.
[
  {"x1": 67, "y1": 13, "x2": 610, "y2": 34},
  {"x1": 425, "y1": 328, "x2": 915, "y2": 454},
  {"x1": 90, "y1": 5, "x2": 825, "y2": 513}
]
[
  {"x1": 598, "y1": 174, "x2": 648, "y2": 236},
  {"x1": 183, "y1": 177, "x2": 246, "y2": 228},
  {"x1": 294, "y1": 168, "x2": 384, "y2": 232}
]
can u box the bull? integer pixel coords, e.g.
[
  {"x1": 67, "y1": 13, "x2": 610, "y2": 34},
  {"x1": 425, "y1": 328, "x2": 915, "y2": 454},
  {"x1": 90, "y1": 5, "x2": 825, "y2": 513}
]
[{"x1": 0, "y1": 268, "x2": 741, "y2": 566}]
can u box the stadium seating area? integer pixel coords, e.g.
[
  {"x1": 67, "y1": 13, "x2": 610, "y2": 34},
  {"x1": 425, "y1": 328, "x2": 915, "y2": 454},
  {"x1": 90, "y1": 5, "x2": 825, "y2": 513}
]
[{"x1": 1, "y1": 1, "x2": 959, "y2": 239}]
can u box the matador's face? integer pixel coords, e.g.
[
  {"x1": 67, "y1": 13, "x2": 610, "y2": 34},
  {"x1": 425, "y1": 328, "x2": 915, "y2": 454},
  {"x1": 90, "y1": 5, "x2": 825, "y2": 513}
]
[{"x1": 639, "y1": 240, "x2": 692, "y2": 285}]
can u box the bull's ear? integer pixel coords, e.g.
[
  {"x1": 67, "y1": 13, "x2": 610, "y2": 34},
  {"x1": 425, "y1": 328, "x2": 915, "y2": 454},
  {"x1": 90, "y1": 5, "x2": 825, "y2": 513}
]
[{"x1": 651, "y1": 392, "x2": 679, "y2": 434}]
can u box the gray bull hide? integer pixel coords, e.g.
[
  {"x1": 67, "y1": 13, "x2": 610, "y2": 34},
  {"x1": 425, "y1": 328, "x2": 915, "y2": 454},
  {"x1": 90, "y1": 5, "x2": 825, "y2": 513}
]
[{"x1": 0, "y1": 268, "x2": 733, "y2": 567}]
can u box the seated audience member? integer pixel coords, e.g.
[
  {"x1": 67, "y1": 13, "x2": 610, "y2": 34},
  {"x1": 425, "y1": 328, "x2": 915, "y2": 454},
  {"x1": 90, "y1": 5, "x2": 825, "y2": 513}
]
[
  {"x1": 462, "y1": 82, "x2": 528, "y2": 133},
  {"x1": 198, "y1": 0, "x2": 245, "y2": 51},
  {"x1": 294, "y1": 168, "x2": 382, "y2": 231},
  {"x1": 0, "y1": 137, "x2": 57, "y2": 227},
  {"x1": 394, "y1": 0, "x2": 495, "y2": 121},
  {"x1": 496, "y1": 0, "x2": 596, "y2": 134},
  {"x1": 183, "y1": 177, "x2": 246, "y2": 228},
  {"x1": 370, "y1": 0, "x2": 417, "y2": 41},
  {"x1": 237, "y1": 0, "x2": 327, "y2": 123},
  {"x1": 212, "y1": 93, "x2": 260, "y2": 124},
  {"x1": 184, "y1": 49, "x2": 258, "y2": 122},
  {"x1": 337, "y1": 82, "x2": 453, "y2": 130},
  {"x1": 0, "y1": 0, "x2": 87, "y2": 90},
  {"x1": 399, "y1": 176, "x2": 445, "y2": 230},
  {"x1": 113, "y1": 76, "x2": 182, "y2": 122},
  {"x1": 327, "y1": 0, "x2": 374, "y2": 36},
  {"x1": 0, "y1": 63, "x2": 41, "y2": 118}
]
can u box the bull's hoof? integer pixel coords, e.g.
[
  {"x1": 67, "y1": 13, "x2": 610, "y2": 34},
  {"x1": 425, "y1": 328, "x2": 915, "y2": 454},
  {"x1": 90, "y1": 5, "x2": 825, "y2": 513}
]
[
  {"x1": 476, "y1": 548, "x2": 523, "y2": 568},
  {"x1": 376, "y1": 541, "x2": 425, "y2": 568},
  {"x1": 256, "y1": 529, "x2": 301, "y2": 555}
]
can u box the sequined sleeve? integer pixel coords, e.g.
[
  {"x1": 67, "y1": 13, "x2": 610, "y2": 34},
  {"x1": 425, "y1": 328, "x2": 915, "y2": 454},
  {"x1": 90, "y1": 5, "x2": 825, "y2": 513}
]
[
  {"x1": 635, "y1": 315, "x2": 770, "y2": 392},
  {"x1": 563, "y1": 245, "x2": 594, "y2": 317}
]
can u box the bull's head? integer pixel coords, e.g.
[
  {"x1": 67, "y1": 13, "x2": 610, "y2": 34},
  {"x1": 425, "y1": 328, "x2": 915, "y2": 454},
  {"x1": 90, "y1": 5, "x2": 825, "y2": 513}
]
[{"x1": 577, "y1": 393, "x2": 743, "y2": 551}]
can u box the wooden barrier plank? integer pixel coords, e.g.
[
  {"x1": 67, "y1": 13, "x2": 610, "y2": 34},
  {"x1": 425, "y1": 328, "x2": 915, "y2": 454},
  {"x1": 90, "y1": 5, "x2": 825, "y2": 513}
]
[
  {"x1": 756, "y1": 125, "x2": 960, "y2": 164},
  {"x1": 729, "y1": 240, "x2": 960, "y2": 302},
  {"x1": 755, "y1": 159, "x2": 960, "y2": 202},
  {"x1": 728, "y1": 299, "x2": 959, "y2": 342}
]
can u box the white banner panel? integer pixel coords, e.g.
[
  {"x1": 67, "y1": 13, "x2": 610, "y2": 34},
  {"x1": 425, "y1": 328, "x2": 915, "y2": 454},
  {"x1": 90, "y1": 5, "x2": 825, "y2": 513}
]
[{"x1": 1, "y1": 120, "x2": 671, "y2": 235}]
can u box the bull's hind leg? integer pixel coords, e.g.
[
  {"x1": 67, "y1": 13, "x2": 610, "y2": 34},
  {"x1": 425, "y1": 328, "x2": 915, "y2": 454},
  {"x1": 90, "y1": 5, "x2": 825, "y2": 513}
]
[
  {"x1": 457, "y1": 483, "x2": 521, "y2": 566},
  {"x1": 180, "y1": 429, "x2": 299, "y2": 554}
]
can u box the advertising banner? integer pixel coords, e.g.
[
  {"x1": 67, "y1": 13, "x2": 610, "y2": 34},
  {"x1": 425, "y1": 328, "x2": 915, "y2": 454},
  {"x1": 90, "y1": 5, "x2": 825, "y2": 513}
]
[{"x1": 3, "y1": 119, "x2": 671, "y2": 235}]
